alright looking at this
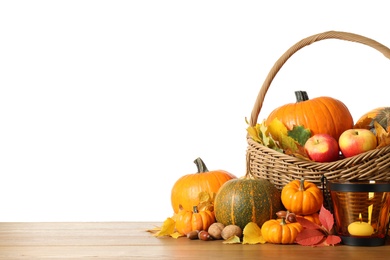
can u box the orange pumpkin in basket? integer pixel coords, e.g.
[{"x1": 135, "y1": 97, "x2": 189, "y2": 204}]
[{"x1": 266, "y1": 91, "x2": 353, "y2": 141}]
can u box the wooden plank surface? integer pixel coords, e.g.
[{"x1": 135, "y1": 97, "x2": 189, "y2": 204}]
[{"x1": 0, "y1": 222, "x2": 389, "y2": 259}]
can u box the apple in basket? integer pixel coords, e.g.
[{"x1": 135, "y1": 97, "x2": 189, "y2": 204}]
[
  {"x1": 338, "y1": 129, "x2": 377, "y2": 158},
  {"x1": 304, "y1": 133, "x2": 340, "y2": 162}
]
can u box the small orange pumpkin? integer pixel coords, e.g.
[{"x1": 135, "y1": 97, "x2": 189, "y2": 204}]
[
  {"x1": 261, "y1": 217, "x2": 303, "y2": 244},
  {"x1": 175, "y1": 205, "x2": 215, "y2": 235},
  {"x1": 171, "y1": 157, "x2": 237, "y2": 213},
  {"x1": 266, "y1": 91, "x2": 353, "y2": 141},
  {"x1": 281, "y1": 178, "x2": 323, "y2": 215}
]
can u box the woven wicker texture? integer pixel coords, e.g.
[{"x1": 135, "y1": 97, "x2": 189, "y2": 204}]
[{"x1": 246, "y1": 31, "x2": 390, "y2": 190}]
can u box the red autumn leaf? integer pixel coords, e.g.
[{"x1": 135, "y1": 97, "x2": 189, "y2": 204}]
[
  {"x1": 324, "y1": 235, "x2": 342, "y2": 246},
  {"x1": 296, "y1": 229, "x2": 325, "y2": 246},
  {"x1": 296, "y1": 216, "x2": 321, "y2": 230},
  {"x1": 318, "y1": 205, "x2": 334, "y2": 233},
  {"x1": 296, "y1": 205, "x2": 341, "y2": 246}
]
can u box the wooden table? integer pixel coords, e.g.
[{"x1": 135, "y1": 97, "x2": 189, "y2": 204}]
[{"x1": 0, "y1": 222, "x2": 389, "y2": 259}]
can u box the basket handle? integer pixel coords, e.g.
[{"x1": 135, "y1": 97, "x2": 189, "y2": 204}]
[{"x1": 249, "y1": 30, "x2": 390, "y2": 127}]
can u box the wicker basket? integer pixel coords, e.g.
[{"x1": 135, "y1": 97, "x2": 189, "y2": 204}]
[{"x1": 246, "y1": 31, "x2": 390, "y2": 191}]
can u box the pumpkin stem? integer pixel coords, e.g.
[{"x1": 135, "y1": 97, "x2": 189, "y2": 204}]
[
  {"x1": 193, "y1": 205, "x2": 199, "y2": 213},
  {"x1": 295, "y1": 91, "x2": 309, "y2": 102},
  {"x1": 280, "y1": 217, "x2": 287, "y2": 226},
  {"x1": 194, "y1": 157, "x2": 209, "y2": 173},
  {"x1": 299, "y1": 178, "x2": 306, "y2": 191}
]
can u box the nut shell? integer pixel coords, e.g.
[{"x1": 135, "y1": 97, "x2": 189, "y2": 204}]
[
  {"x1": 208, "y1": 222, "x2": 225, "y2": 240},
  {"x1": 221, "y1": 224, "x2": 242, "y2": 240}
]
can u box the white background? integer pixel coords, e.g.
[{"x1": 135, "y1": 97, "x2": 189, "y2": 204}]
[{"x1": 1, "y1": 1, "x2": 390, "y2": 222}]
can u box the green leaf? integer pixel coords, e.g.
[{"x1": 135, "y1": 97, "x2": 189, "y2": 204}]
[{"x1": 288, "y1": 125, "x2": 311, "y2": 146}]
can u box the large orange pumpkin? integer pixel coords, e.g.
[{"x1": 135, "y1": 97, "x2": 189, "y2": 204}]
[
  {"x1": 171, "y1": 158, "x2": 237, "y2": 214},
  {"x1": 266, "y1": 91, "x2": 353, "y2": 141}
]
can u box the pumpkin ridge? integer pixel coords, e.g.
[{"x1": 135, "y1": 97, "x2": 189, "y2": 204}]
[{"x1": 250, "y1": 181, "x2": 256, "y2": 223}]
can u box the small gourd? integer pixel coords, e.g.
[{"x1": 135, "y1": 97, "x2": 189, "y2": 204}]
[
  {"x1": 261, "y1": 217, "x2": 303, "y2": 244},
  {"x1": 281, "y1": 178, "x2": 323, "y2": 215},
  {"x1": 175, "y1": 205, "x2": 215, "y2": 235}
]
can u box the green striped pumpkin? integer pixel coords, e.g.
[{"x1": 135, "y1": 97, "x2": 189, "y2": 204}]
[{"x1": 214, "y1": 177, "x2": 283, "y2": 230}]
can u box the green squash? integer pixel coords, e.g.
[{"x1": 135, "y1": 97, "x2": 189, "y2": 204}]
[{"x1": 214, "y1": 177, "x2": 283, "y2": 230}]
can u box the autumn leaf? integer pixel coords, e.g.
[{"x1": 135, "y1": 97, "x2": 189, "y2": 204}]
[
  {"x1": 295, "y1": 205, "x2": 341, "y2": 246},
  {"x1": 170, "y1": 232, "x2": 185, "y2": 239},
  {"x1": 296, "y1": 216, "x2": 321, "y2": 230},
  {"x1": 374, "y1": 121, "x2": 390, "y2": 148},
  {"x1": 151, "y1": 217, "x2": 176, "y2": 237},
  {"x1": 247, "y1": 125, "x2": 262, "y2": 144},
  {"x1": 324, "y1": 235, "x2": 341, "y2": 246},
  {"x1": 318, "y1": 205, "x2": 334, "y2": 233},
  {"x1": 246, "y1": 119, "x2": 283, "y2": 152},
  {"x1": 288, "y1": 125, "x2": 311, "y2": 146},
  {"x1": 246, "y1": 118, "x2": 311, "y2": 159},
  {"x1": 267, "y1": 117, "x2": 288, "y2": 143},
  {"x1": 296, "y1": 229, "x2": 325, "y2": 246},
  {"x1": 222, "y1": 235, "x2": 241, "y2": 244},
  {"x1": 198, "y1": 191, "x2": 215, "y2": 212},
  {"x1": 242, "y1": 222, "x2": 266, "y2": 244}
]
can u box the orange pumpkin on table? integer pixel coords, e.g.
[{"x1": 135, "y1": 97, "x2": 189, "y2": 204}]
[
  {"x1": 175, "y1": 205, "x2": 215, "y2": 235},
  {"x1": 261, "y1": 218, "x2": 303, "y2": 244},
  {"x1": 171, "y1": 157, "x2": 236, "y2": 213},
  {"x1": 281, "y1": 178, "x2": 323, "y2": 216}
]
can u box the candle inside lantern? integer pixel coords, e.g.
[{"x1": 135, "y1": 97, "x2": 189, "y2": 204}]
[{"x1": 348, "y1": 213, "x2": 374, "y2": 236}]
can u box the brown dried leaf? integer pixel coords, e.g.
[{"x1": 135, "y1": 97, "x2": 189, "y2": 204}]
[{"x1": 374, "y1": 121, "x2": 390, "y2": 148}]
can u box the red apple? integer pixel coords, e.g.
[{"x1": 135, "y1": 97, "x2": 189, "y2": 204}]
[
  {"x1": 338, "y1": 129, "x2": 377, "y2": 158},
  {"x1": 304, "y1": 133, "x2": 340, "y2": 162}
]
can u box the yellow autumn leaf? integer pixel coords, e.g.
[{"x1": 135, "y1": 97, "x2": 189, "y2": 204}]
[
  {"x1": 242, "y1": 222, "x2": 266, "y2": 244},
  {"x1": 170, "y1": 231, "x2": 185, "y2": 239},
  {"x1": 247, "y1": 125, "x2": 262, "y2": 143},
  {"x1": 198, "y1": 191, "x2": 215, "y2": 211},
  {"x1": 222, "y1": 235, "x2": 241, "y2": 244},
  {"x1": 267, "y1": 117, "x2": 288, "y2": 143},
  {"x1": 153, "y1": 217, "x2": 176, "y2": 237}
]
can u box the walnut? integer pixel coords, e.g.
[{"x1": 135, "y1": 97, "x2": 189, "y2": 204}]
[
  {"x1": 221, "y1": 224, "x2": 242, "y2": 240},
  {"x1": 207, "y1": 222, "x2": 225, "y2": 240}
]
